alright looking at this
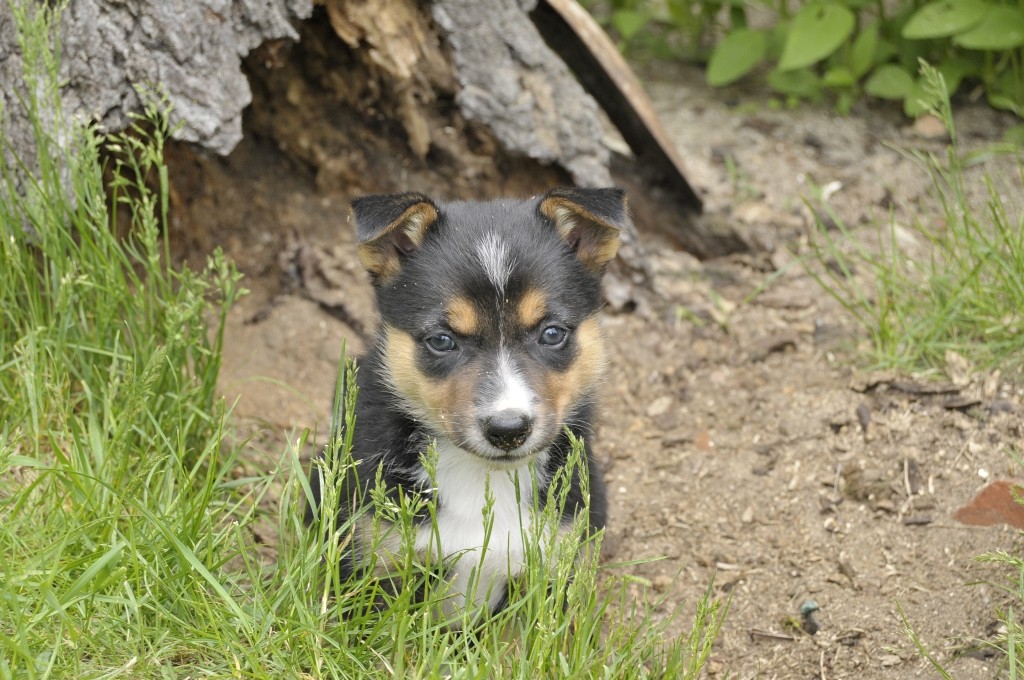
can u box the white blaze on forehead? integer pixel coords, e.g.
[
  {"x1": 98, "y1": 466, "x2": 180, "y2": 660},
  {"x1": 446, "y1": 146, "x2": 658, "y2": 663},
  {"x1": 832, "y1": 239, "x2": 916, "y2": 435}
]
[
  {"x1": 476, "y1": 231, "x2": 514, "y2": 293},
  {"x1": 490, "y1": 348, "x2": 535, "y2": 414}
]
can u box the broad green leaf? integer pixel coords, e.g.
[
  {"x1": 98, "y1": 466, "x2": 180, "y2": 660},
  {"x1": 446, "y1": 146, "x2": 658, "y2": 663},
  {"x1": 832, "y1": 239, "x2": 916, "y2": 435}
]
[
  {"x1": 986, "y1": 93, "x2": 1021, "y2": 115},
  {"x1": 902, "y1": 0, "x2": 987, "y2": 39},
  {"x1": 865, "y1": 64, "x2": 915, "y2": 99},
  {"x1": 953, "y1": 6, "x2": 1024, "y2": 49},
  {"x1": 612, "y1": 9, "x2": 650, "y2": 42},
  {"x1": 849, "y1": 24, "x2": 879, "y2": 78},
  {"x1": 778, "y1": 1, "x2": 855, "y2": 71},
  {"x1": 707, "y1": 29, "x2": 767, "y2": 86},
  {"x1": 768, "y1": 68, "x2": 823, "y2": 100},
  {"x1": 823, "y1": 66, "x2": 855, "y2": 87}
]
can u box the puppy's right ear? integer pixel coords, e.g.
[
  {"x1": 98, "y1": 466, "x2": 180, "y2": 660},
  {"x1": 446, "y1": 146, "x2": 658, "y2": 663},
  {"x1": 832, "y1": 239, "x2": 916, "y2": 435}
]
[{"x1": 352, "y1": 193, "x2": 438, "y2": 283}]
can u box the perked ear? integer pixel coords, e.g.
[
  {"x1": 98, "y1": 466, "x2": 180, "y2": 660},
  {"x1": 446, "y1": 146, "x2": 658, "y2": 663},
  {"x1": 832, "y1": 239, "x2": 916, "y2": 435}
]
[
  {"x1": 538, "y1": 187, "x2": 627, "y2": 272},
  {"x1": 352, "y1": 193, "x2": 439, "y2": 282}
]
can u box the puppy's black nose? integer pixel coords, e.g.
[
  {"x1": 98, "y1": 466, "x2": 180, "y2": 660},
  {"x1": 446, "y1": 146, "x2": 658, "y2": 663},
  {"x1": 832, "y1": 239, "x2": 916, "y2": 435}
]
[{"x1": 482, "y1": 410, "x2": 533, "y2": 451}]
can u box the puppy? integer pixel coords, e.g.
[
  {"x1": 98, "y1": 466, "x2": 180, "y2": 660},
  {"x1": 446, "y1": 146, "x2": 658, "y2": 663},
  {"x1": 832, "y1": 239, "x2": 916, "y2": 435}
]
[{"x1": 307, "y1": 187, "x2": 625, "y2": 619}]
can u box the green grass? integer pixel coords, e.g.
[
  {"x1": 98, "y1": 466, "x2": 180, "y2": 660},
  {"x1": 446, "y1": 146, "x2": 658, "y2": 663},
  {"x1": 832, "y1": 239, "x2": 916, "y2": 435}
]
[
  {"x1": 0, "y1": 5, "x2": 725, "y2": 677},
  {"x1": 808, "y1": 62, "x2": 1024, "y2": 377}
]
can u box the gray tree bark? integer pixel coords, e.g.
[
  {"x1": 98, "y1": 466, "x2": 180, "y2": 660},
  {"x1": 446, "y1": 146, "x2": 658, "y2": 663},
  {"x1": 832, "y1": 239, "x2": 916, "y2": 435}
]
[
  {"x1": 1, "y1": 0, "x2": 312, "y2": 164},
  {"x1": 2, "y1": 0, "x2": 612, "y2": 187}
]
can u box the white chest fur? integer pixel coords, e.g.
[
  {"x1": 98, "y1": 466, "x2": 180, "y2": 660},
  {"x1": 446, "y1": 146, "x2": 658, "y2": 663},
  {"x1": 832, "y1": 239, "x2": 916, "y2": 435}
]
[{"x1": 415, "y1": 439, "x2": 542, "y2": 618}]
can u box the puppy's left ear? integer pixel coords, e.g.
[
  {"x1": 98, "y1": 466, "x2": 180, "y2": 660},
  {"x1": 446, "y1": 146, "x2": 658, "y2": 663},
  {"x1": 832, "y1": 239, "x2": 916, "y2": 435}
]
[
  {"x1": 352, "y1": 192, "x2": 439, "y2": 283},
  {"x1": 538, "y1": 187, "x2": 627, "y2": 272}
]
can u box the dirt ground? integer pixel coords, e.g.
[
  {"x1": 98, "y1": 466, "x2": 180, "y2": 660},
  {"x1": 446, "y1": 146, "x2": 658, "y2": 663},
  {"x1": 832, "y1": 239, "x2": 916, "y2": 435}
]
[{"x1": 166, "y1": 35, "x2": 1023, "y2": 678}]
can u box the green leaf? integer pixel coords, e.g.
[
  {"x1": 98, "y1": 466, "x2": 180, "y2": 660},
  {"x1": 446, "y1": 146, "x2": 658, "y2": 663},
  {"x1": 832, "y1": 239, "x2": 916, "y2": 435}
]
[
  {"x1": 902, "y1": 0, "x2": 987, "y2": 39},
  {"x1": 707, "y1": 29, "x2": 767, "y2": 86},
  {"x1": 986, "y1": 68, "x2": 1024, "y2": 115},
  {"x1": 865, "y1": 64, "x2": 915, "y2": 99},
  {"x1": 986, "y1": 93, "x2": 1021, "y2": 115},
  {"x1": 778, "y1": 1, "x2": 856, "y2": 71},
  {"x1": 612, "y1": 9, "x2": 650, "y2": 42},
  {"x1": 823, "y1": 66, "x2": 855, "y2": 87},
  {"x1": 59, "y1": 542, "x2": 125, "y2": 606},
  {"x1": 953, "y1": 6, "x2": 1024, "y2": 49},
  {"x1": 666, "y1": 0, "x2": 691, "y2": 29},
  {"x1": 849, "y1": 24, "x2": 879, "y2": 78},
  {"x1": 768, "y1": 68, "x2": 823, "y2": 100}
]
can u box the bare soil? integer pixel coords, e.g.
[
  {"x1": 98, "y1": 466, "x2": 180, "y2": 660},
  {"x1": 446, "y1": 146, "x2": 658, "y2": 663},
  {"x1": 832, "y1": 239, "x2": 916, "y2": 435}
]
[{"x1": 166, "y1": 43, "x2": 1023, "y2": 678}]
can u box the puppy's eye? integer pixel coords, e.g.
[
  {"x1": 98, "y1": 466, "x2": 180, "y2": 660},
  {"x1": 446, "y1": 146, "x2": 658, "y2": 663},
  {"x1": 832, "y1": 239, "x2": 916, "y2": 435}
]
[
  {"x1": 425, "y1": 333, "x2": 457, "y2": 353},
  {"x1": 538, "y1": 325, "x2": 568, "y2": 347}
]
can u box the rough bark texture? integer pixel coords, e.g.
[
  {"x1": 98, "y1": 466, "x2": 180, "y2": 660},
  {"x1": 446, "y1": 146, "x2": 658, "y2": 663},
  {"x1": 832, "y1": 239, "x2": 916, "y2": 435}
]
[
  {"x1": 2, "y1": 0, "x2": 610, "y2": 188},
  {"x1": 1, "y1": 0, "x2": 313, "y2": 166},
  {"x1": 431, "y1": 0, "x2": 611, "y2": 188}
]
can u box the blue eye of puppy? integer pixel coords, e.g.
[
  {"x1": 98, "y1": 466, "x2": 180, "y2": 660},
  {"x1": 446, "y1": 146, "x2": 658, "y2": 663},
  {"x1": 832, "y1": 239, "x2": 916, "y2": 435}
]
[
  {"x1": 539, "y1": 325, "x2": 568, "y2": 347},
  {"x1": 425, "y1": 333, "x2": 456, "y2": 353}
]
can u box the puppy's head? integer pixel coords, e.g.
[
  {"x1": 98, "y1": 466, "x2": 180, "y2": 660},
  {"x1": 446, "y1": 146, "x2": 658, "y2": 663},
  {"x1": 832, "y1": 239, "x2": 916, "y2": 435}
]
[{"x1": 353, "y1": 188, "x2": 626, "y2": 466}]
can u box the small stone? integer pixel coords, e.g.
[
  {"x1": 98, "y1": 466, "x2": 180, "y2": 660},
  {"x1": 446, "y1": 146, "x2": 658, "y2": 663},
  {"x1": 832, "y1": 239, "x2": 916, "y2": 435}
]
[
  {"x1": 989, "y1": 399, "x2": 1016, "y2": 415},
  {"x1": 661, "y1": 433, "x2": 690, "y2": 448},
  {"x1": 694, "y1": 431, "x2": 715, "y2": 451},
  {"x1": 856, "y1": 403, "x2": 871, "y2": 433},
  {"x1": 733, "y1": 200, "x2": 777, "y2": 225},
  {"x1": 741, "y1": 507, "x2": 754, "y2": 524},
  {"x1": 945, "y1": 349, "x2": 973, "y2": 386},
  {"x1": 911, "y1": 114, "x2": 948, "y2": 140},
  {"x1": 652, "y1": 574, "x2": 673, "y2": 593},
  {"x1": 879, "y1": 653, "x2": 903, "y2": 667},
  {"x1": 646, "y1": 395, "x2": 673, "y2": 418},
  {"x1": 748, "y1": 332, "x2": 799, "y2": 362}
]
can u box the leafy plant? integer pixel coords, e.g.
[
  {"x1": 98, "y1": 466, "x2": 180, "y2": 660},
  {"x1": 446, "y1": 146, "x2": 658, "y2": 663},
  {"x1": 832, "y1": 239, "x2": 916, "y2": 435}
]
[
  {"x1": 584, "y1": 0, "x2": 1024, "y2": 118},
  {"x1": 712, "y1": 0, "x2": 1024, "y2": 115}
]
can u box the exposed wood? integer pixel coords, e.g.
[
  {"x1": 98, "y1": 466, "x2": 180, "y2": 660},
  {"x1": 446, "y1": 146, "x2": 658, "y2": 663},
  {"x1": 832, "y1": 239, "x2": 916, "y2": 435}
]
[{"x1": 532, "y1": 0, "x2": 703, "y2": 212}]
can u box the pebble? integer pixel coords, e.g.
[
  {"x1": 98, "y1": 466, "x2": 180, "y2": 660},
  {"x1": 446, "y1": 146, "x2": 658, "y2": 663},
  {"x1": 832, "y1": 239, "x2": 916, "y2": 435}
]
[
  {"x1": 646, "y1": 395, "x2": 673, "y2": 418},
  {"x1": 879, "y1": 653, "x2": 903, "y2": 667},
  {"x1": 911, "y1": 114, "x2": 948, "y2": 139},
  {"x1": 652, "y1": 574, "x2": 673, "y2": 593}
]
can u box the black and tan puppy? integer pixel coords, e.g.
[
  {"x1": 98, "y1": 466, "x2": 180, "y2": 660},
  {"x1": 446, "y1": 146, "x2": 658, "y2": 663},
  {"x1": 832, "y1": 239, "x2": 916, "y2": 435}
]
[{"x1": 308, "y1": 187, "x2": 625, "y2": 619}]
